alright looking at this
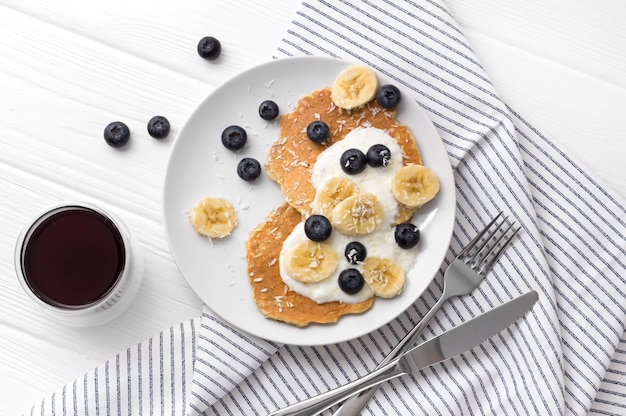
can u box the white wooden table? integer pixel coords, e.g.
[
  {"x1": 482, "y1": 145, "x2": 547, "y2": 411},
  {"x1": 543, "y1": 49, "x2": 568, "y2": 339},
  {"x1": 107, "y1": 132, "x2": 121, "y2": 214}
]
[{"x1": 1, "y1": 1, "x2": 624, "y2": 414}]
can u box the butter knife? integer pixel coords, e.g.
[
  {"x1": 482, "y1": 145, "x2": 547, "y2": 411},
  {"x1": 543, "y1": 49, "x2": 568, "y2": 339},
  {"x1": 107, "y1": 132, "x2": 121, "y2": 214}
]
[{"x1": 267, "y1": 290, "x2": 538, "y2": 416}]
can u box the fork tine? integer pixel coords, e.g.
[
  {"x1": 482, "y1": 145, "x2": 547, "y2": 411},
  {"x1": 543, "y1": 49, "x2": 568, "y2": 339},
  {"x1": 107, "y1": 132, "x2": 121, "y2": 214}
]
[
  {"x1": 458, "y1": 211, "x2": 503, "y2": 258},
  {"x1": 479, "y1": 223, "x2": 522, "y2": 273},
  {"x1": 467, "y1": 214, "x2": 510, "y2": 263},
  {"x1": 473, "y1": 222, "x2": 521, "y2": 274}
]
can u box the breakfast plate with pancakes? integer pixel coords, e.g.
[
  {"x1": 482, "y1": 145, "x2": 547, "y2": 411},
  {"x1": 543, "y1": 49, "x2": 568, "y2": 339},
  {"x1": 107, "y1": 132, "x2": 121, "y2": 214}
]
[{"x1": 163, "y1": 56, "x2": 455, "y2": 346}]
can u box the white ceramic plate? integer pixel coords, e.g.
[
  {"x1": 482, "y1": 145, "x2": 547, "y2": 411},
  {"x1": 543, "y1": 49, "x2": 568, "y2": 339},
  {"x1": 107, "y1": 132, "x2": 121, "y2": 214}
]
[{"x1": 163, "y1": 56, "x2": 455, "y2": 346}]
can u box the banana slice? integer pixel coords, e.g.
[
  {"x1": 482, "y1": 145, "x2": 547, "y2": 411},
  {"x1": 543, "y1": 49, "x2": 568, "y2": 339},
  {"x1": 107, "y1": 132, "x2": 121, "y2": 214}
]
[
  {"x1": 189, "y1": 196, "x2": 237, "y2": 238},
  {"x1": 391, "y1": 165, "x2": 440, "y2": 208},
  {"x1": 283, "y1": 240, "x2": 339, "y2": 283},
  {"x1": 331, "y1": 192, "x2": 384, "y2": 235},
  {"x1": 362, "y1": 257, "x2": 405, "y2": 298},
  {"x1": 331, "y1": 65, "x2": 379, "y2": 110},
  {"x1": 312, "y1": 177, "x2": 358, "y2": 218},
  {"x1": 394, "y1": 203, "x2": 416, "y2": 226}
]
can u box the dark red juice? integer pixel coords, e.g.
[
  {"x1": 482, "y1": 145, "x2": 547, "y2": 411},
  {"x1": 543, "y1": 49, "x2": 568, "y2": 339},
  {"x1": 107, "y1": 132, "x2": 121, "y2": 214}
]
[{"x1": 21, "y1": 207, "x2": 125, "y2": 308}]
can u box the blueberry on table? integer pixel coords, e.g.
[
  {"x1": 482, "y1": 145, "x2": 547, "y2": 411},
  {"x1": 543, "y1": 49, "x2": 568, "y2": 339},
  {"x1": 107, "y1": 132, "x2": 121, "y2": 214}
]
[
  {"x1": 197, "y1": 36, "x2": 221, "y2": 60},
  {"x1": 340, "y1": 148, "x2": 367, "y2": 174},
  {"x1": 338, "y1": 268, "x2": 365, "y2": 295},
  {"x1": 147, "y1": 116, "x2": 170, "y2": 139},
  {"x1": 376, "y1": 84, "x2": 401, "y2": 109},
  {"x1": 221, "y1": 125, "x2": 247, "y2": 150},
  {"x1": 304, "y1": 214, "x2": 332, "y2": 242},
  {"x1": 258, "y1": 100, "x2": 279, "y2": 120},
  {"x1": 344, "y1": 241, "x2": 367, "y2": 264},
  {"x1": 237, "y1": 157, "x2": 262, "y2": 181},
  {"x1": 366, "y1": 144, "x2": 391, "y2": 167},
  {"x1": 394, "y1": 222, "x2": 420, "y2": 249},
  {"x1": 306, "y1": 120, "x2": 330, "y2": 144},
  {"x1": 103, "y1": 121, "x2": 130, "y2": 147}
]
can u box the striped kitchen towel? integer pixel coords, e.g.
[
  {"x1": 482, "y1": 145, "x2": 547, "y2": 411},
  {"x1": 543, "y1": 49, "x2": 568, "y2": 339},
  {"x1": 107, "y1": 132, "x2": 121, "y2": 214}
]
[{"x1": 27, "y1": 0, "x2": 626, "y2": 415}]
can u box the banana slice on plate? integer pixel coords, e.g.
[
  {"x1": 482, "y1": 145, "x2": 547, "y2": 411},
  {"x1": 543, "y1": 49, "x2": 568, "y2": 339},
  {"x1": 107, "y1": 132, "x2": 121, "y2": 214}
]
[
  {"x1": 362, "y1": 257, "x2": 405, "y2": 298},
  {"x1": 391, "y1": 164, "x2": 440, "y2": 208},
  {"x1": 189, "y1": 196, "x2": 237, "y2": 238},
  {"x1": 283, "y1": 240, "x2": 339, "y2": 283},
  {"x1": 331, "y1": 65, "x2": 379, "y2": 110},
  {"x1": 331, "y1": 192, "x2": 384, "y2": 235},
  {"x1": 394, "y1": 203, "x2": 417, "y2": 226},
  {"x1": 312, "y1": 177, "x2": 358, "y2": 218}
]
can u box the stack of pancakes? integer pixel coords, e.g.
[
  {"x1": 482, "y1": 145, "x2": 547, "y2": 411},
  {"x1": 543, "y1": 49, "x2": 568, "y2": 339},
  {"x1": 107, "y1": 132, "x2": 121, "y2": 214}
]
[{"x1": 245, "y1": 87, "x2": 423, "y2": 327}]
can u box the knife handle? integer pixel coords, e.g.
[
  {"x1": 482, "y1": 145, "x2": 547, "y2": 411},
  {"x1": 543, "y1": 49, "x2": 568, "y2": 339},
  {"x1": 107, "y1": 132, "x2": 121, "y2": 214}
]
[{"x1": 266, "y1": 356, "x2": 409, "y2": 416}]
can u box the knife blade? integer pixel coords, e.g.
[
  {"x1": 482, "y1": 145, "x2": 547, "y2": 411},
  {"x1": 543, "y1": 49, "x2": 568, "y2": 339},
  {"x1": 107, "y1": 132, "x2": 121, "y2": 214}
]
[{"x1": 267, "y1": 290, "x2": 538, "y2": 416}]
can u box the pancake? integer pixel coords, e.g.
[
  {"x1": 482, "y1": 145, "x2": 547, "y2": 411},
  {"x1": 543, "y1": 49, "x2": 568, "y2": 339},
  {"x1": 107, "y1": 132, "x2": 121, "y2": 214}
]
[
  {"x1": 246, "y1": 203, "x2": 374, "y2": 327},
  {"x1": 266, "y1": 87, "x2": 422, "y2": 223}
]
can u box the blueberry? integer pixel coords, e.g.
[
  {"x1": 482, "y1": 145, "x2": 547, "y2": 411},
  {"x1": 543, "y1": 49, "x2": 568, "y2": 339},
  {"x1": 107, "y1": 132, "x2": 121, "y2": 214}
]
[
  {"x1": 394, "y1": 223, "x2": 420, "y2": 249},
  {"x1": 304, "y1": 215, "x2": 332, "y2": 242},
  {"x1": 221, "y1": 125, "x2": 247, "y2": 150},
  {"x1": 344, "y1": 241, "x2": 367, "y2": 264},
  {"x1": 366, "y1": 144, "x2": 391, "y2": 168},
  {"x1": 237, "y1": 157, "x2": 262, "y2": 181},
  {"x1": 258, "y1": 100, "x2": 279, "y2": 120},
  {"x1": 338, "y1": 269, "x2": 365, "y2": 295},
  {"x1": 306, "y1": 120, "x2": 330, "y2": 144},
  {"x1": 103, "y1": 121, "x2": 130, "y2": 147},
  {"x1": 340, "y1": 148, "x2": 367, "y2": 174},
  {"x1": 197, "y1": 36, "x2": 221, "y2": 60},
  {"x1": 376, "y1": 84, "x2": 401, "y2": 109},
  {"x1": 147, "y1": 116, "x2": 170, "y2": 139}
]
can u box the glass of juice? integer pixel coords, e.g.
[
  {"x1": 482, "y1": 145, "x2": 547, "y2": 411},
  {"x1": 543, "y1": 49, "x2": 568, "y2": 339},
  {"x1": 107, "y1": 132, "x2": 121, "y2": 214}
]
[{"x1": 14, "y1": 202, "x2": 144, "y2": 326}]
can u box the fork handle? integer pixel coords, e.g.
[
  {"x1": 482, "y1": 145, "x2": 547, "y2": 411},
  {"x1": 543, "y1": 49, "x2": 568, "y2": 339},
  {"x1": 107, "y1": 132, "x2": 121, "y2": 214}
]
[
  {"x1": 330, "y1": 292, "x2": 451, "y2": 416},
  {"x1": 267, "y1": 357, "x2": 407, "y2": 416}
]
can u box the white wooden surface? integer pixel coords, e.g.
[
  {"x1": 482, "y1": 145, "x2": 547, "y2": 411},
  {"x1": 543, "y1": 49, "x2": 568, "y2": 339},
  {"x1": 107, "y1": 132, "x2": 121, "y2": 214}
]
[{"x1": 0, "y1": 1, "x2": 624, "y2": 414}]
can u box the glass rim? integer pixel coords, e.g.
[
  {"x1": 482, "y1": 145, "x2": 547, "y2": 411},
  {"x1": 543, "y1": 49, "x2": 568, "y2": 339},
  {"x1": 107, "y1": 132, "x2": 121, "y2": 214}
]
[{"x1": 14, "y1": 201, "x2": 131, "y2": 313}]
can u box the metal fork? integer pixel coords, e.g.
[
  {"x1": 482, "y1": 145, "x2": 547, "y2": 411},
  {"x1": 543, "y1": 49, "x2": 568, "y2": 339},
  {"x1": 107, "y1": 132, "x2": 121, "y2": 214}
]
[{"x1": 330, "y1": 212, "x2": 520, "y2": 416}]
